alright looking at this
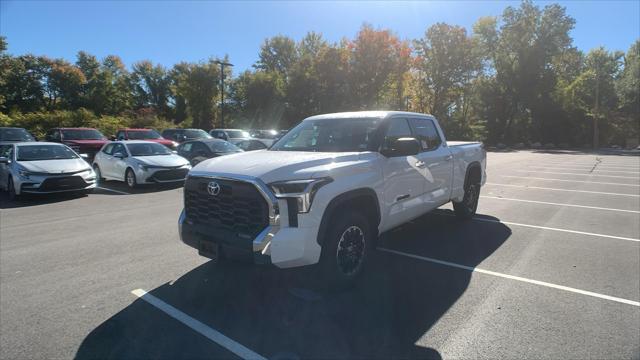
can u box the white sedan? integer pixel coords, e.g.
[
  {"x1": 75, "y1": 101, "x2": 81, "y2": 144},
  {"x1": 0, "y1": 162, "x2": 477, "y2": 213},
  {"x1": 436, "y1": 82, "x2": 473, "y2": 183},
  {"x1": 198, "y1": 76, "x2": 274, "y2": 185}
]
[
  {"x1": 93, "y1": 140, "x2": 191, "y2": 189},
  {"x1": 0, "y1": 142, "x2": 96, "y2": 200}
]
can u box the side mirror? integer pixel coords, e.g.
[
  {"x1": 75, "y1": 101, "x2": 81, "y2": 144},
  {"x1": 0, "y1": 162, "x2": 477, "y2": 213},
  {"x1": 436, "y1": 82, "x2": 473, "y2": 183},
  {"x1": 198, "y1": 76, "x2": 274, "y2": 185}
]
[
  {"x1": 113, "y1": 152, "x2": 126, "y2": 159},
  {"x1": 110, "y1": 135, "x2": 116, "y2": 141},
  {"x1": 0, "y1": 157, "x2": 8, "y2": 164},
  {"x1": 381, "y1": 137, "x2": 421, "y2": 157}
]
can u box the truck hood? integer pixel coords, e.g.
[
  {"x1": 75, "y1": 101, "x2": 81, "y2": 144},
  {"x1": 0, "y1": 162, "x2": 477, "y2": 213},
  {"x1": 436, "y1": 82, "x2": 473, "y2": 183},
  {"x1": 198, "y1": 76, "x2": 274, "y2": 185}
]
[
  {"x1": 192, "y1": 150, "x2": 367, "y2": 183},
  {"x1": 132, "y1": 154, "x2": 189, "y2": 167},
  {"x1": 18, "y1": 158, "x2": 91, "y2": 174}
]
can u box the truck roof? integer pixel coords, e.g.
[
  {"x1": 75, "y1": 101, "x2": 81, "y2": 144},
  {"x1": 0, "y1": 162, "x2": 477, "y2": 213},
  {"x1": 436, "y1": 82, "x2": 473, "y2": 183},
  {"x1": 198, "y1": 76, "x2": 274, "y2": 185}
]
[{"x1": 304, "y1": 111, "x2": 435, "y2": 121}]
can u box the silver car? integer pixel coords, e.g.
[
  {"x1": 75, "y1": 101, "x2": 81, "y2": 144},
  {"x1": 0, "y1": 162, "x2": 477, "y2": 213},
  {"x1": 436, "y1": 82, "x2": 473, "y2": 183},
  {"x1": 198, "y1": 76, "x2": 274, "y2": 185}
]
[
  {"x1": 92, "y1": 140, "x2": 191, "y2": 189},
  {"x1": 0, "y1": 142, "x2": 97, "y2": 200}
]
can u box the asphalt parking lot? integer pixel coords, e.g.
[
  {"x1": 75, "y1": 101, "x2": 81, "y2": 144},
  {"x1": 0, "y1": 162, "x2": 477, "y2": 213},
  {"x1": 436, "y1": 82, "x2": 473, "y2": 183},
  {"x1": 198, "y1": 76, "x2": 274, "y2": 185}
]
[{"x1": 1, "y1": 150, "x2": 639, "y2": 359}]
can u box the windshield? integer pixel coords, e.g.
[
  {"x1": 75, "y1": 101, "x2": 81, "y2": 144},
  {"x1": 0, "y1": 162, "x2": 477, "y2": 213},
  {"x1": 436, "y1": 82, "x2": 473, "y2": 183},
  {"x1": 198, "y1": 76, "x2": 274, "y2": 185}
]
[
  {"x1": 185, "y1": 129, "x2": 212, "y2": 139},
  {"x1": 0, "y1": 128, "x2": 35, "y2": 142},
  {"x1": 62, "y1": 129, "x2": 105, "y2": 140},
  {"x1": 270, "y1": 118, "x2": 380, "y2": 152},
  {"x1": 209, "y1": 141, "x2": 241, "y2": 153},
  {"x1": 127, "y1": 130, "x2": 162, "y2": 140},
  {"x1": 226, "y1": 130, "x2": 250, "y2": 138},
  {"x1": 16, "y1": 145, "x2": 78, "y2": 161},
  {"x1": 127, "y1": 142, "x2": 172, "y2": 156}
]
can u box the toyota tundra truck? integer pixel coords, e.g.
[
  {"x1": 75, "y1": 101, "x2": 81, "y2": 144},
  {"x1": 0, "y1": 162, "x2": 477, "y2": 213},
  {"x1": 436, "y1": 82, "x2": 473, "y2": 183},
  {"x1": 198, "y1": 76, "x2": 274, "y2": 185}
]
[{"x1": 179, "y1": 111, "x2": 486, "y2": 286}]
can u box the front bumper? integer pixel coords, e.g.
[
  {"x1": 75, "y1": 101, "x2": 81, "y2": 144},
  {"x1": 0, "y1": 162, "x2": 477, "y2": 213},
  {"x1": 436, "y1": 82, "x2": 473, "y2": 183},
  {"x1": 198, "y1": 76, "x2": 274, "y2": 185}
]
[
  {"x1": 135, "y1": 166, "x2": 190, "y2": 184},
  {"x1": 18, "y1": 173, "x2": 96, "y2": 194},
  {"x1": 178, "y1": 172, "x2": 322, "y2": 268}
]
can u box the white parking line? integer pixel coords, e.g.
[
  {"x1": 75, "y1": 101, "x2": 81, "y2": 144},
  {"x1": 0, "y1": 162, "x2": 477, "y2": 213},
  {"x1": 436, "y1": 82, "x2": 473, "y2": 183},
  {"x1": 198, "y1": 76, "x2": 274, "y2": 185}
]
[
  {"x1": 515, "y1": 170, "x2": 640, "y2": 180},
  {"x1": 539, "y1": 164, "x2": 640, "y2": 170},
  {"x1": 131, "y1": 289, "x2": 267, "y2": 360},
  {"x1": 527, "y1": 166, "x2": 640, "y2": 174},
  {"x1": 435, "y1": 211, "x2": 640, "y2": 242},
  {"x1": 480, "y1": 196, "x2": 640, "y2": 214},
  {"x1": 486, "y1": 183, "x2": 640, "y2": 197},
  {"x1": 377, "y1": 248, "x2": 640, "y2": 307},
  {"x1": 96, "y1": 186, "x2": 131, "y2": 195},
  {"x1": 499, "y1": 175, "x2": 640, "y2": 187}
]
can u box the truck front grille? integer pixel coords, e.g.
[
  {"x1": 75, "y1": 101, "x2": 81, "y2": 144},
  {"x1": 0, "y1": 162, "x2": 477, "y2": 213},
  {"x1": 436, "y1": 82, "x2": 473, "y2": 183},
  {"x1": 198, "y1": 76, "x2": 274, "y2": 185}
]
[{"x1": 184, "y1": 176, "x2": 270, "y2": 239}]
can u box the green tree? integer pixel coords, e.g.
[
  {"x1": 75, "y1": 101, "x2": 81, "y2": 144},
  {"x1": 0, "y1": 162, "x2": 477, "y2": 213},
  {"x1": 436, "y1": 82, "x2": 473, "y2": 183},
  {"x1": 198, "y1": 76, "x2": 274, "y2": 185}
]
[
  {"x1": 616, "y1": 40, "x2": 640, "y2": 136},
  {"x1": 414, "y1": 23, "x2": 481, "y2": 130},
  {"x1": 255, "y1": 35, "x2": 298, "y2": 79},
  {"x1": 131, "y1": 60, "x2": 172, "y2": 117},
  {"x1": 231, "y1": 70, "x2": 286, "y2": 128},
  {"x1": 564, "y1": 47, "x2": 623, "y2": 147},
  {"x1": 474, "y1": 1, "x2": 575, "y2": 143},
  {"x1": 348, "y1": 24, "x2": 409, "y2": 109},
  {"x1": 172, "y1": 59, "x2": 220, "y2": 130}
]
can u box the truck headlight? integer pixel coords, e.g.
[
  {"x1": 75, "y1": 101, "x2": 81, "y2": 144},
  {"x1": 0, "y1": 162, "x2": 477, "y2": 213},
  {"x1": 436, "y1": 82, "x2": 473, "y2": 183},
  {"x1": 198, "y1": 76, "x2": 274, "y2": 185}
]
[{"x1": 269, "y1": 177, "x2": 333, "y2": 213}]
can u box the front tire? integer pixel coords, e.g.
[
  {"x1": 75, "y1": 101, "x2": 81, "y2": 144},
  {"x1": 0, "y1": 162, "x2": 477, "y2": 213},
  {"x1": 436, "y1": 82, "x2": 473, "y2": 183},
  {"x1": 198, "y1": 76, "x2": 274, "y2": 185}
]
[
  {"x1": 125, "y1": 168, "x2": 137, "y2": 189},
  {"x1": 7, "y1": 177, "x2": 18, "y2": 201},
  {"x1": 453, "y1": 182, "x2": 480, "y2": 219},
  {"x1": 318, "y1": 211, "x2": 372, "y2": 289},
  {"x1": 93, "y1": 164, "x2": 104, "y2": 183}
]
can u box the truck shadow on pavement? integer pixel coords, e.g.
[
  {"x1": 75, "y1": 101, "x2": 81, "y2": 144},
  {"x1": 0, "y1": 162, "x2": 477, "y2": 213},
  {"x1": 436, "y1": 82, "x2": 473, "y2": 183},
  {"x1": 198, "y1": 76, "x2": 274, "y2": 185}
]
[{"x1": 75, "y1": 211, "x2": 511, "y2": 360}]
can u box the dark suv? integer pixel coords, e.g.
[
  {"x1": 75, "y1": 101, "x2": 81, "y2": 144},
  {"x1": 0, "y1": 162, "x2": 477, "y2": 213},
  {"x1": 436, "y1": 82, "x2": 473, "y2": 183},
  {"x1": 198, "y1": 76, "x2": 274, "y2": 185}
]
[
  {"x1": 0, "y1": 127, "x2": 36, "y2": 143},
  {"x1": 161, "y1": 129, "x2": 212, "y2": 143}
]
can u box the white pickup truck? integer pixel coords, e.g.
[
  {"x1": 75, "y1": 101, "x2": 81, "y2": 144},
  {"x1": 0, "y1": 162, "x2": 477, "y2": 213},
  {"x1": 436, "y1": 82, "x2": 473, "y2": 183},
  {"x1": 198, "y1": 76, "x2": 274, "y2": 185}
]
[{"x1": 179, "y1": 111, "x2": 486, "y2": 286}]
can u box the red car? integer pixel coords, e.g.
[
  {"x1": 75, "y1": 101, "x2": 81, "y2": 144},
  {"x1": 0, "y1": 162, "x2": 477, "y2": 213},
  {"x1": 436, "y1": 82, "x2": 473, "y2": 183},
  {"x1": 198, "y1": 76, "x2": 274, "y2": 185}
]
[
  {"x1": 114, "y1": 128, "x2": 178, "y2": 150},
  {"x1": 45, "y1": 127, "x2": 110, "y2": 160}
]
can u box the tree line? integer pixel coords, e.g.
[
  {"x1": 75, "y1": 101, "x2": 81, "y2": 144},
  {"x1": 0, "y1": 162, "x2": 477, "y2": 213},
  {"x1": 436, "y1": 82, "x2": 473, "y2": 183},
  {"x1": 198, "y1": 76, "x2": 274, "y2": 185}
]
[{"x1": 1, "y1": 1, "x2": 638, "y2": 147}]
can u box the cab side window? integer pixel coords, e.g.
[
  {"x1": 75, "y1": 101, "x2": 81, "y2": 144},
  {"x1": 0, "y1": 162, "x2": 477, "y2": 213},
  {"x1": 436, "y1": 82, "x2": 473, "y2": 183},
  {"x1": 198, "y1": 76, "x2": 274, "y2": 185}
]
[
  {"x1": 409, "y1": 118, "x2": 442, "y2": 151},
  {"x1": 116, "y1": 131, "x2": 126, "y2": 140},
  {"x1": 382, "y1": 118, "x2": 413, "y2": 150}
]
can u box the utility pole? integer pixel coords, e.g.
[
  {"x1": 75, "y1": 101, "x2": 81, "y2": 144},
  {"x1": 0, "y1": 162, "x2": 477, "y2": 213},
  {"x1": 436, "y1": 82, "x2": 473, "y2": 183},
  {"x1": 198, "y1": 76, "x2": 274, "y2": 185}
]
[
  {"x1": 593, "y1": 66, "x2": 600, "y2": 149},
  {"x1": 215, "y1": 60, "x2": 233, "y2": 128}
]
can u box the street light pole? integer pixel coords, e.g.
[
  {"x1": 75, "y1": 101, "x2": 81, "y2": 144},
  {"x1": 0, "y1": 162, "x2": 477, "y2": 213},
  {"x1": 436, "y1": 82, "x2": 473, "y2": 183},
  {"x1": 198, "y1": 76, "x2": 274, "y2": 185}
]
[{"x1": 215, "y1": 60, "x2": 233, "y2": 128}]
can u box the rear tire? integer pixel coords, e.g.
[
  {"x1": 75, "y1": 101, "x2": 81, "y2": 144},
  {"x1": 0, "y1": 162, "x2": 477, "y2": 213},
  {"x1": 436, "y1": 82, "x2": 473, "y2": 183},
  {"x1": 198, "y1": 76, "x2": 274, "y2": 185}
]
[
  {"x1": 453, "y1": 182, "x2": 480, "y2": 219},
  {"x1": 317, "y1": 211, "x2": 372, "y2": 290},
  {"x1": 125, "y1": 168, "x2": 137, "y2": 189}
]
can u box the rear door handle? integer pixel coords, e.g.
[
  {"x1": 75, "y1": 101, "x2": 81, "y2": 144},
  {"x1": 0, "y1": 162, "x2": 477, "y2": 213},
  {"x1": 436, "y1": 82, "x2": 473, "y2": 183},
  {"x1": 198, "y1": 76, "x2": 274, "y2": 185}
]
[
  {"x1": 415, "y1": 160, "x2": 426, "y2": 168},
  {"x1": 445, "y1": 155, "x2": 453, "y2": 161}
]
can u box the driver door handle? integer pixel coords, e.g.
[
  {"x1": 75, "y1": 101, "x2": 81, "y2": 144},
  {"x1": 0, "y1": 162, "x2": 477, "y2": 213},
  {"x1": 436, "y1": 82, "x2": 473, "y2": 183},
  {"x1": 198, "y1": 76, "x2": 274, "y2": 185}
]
[
  {"x1": 415, "y1": 160, "x2": 426, "y2": 168},
  {"x1": 445, "y1": 155, "x2": 453, "y2": 161}
]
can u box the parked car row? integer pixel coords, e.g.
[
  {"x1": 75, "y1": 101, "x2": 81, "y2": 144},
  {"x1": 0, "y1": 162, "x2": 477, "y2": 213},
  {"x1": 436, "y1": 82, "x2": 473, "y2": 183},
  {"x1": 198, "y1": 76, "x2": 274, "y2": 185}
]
[{"x1": 0, "y1": 125, "x2": 287, "y2": 200}]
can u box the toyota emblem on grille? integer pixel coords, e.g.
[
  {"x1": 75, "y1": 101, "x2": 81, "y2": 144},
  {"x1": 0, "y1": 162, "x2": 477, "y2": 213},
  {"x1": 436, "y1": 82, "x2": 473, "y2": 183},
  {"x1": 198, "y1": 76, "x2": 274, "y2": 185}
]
[{"x1": 207, "y1": 181, "x2": 221, "y2": 196}]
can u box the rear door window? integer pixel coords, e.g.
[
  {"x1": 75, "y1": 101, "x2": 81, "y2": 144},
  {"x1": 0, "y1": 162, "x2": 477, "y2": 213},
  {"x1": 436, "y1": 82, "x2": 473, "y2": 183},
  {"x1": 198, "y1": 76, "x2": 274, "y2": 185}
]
[{"x1": 409, "y1": 118, "x2": 442, "y2": 151}]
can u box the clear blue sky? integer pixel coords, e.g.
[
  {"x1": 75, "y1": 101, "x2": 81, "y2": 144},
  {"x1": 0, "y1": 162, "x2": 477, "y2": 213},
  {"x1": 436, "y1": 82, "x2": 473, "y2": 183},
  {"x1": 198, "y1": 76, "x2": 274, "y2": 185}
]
[{"x1": 2, "y1": 0, "x2": 638, "y2": 74}]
